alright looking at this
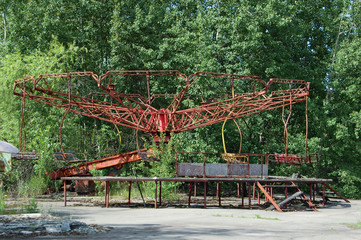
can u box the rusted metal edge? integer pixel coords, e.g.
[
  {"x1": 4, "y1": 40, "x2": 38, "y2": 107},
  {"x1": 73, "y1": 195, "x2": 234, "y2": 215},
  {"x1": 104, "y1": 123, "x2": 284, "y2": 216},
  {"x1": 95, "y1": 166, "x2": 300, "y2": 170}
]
[{"x1": 60, "y1": 176, "x2": 333, "y2": 184}]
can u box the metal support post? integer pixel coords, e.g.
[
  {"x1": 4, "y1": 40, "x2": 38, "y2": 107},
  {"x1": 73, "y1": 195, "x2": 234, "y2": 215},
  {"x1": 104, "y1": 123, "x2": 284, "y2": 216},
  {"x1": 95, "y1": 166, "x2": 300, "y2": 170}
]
[
  {"x1": 253, "y1": 183, "x2": 256, "y2": 200},
  {"x1": 237, "y1": 183, "x2": 240, "y2": 198},
  {"x1": 242, "y1": 182, "x2": 245, "y2": 206},
  {"x1": 322, "y1": 183, "x2": 325, "y2": 206},
  {"x1": 188, "y1": 182, "x2": 192, "y2": 207},
  {"x1": 217, "y1": 182, "x2": 221, "y2": 207},
  {"x1": 216, "y1": 182, "x2": 219, "y2": 198},
  {"x1": 285, "y1": 187, "x2": 288, "y2": 209},
  {"x1": 63, "y1": 180, "x2": 67, "y2": 207},
  {"x1": 204, "y1": 182, "x2": 207, "y2": 208},
  {"x1": 248, "y1": 183, "x2": 252, "y2": 209},
  {"x1": 313, "y1": 184, "x2": 315, "y2": 202},
  {"x1": 194, "y1": 183, "x2": 197, "y2": 197},
  {"x1": 159, "y1": 181, "x2": 162, "y2": 206},
  {"x1": 155, "y1": 181, "x2": 158, "y2": 208},
  {"x1": 105, "y1": 181, "x2": 110, "y2": 208},
  {"x1": 128, "y1": 181, "x2": 132, "y2": 205}
]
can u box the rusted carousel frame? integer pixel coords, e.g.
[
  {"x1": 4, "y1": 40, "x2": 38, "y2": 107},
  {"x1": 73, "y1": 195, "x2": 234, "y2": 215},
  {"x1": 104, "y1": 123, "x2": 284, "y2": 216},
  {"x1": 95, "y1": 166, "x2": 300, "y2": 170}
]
[{"x1": 13, "y1": 71, "x2": 310, "y2": 138}]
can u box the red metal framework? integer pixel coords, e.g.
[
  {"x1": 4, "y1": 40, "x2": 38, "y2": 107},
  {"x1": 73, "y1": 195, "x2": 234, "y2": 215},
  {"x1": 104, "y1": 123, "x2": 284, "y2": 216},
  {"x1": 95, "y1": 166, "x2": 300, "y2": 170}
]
[
  {"x1": 13, "y1": 71, "x2": 310, "y2": 141},
  {"x1": 48, "y1": 149, "x2": 153, "y2": 180},
  {"x1": 269, "y1": 153, "x2": 320, "y2": 165}
]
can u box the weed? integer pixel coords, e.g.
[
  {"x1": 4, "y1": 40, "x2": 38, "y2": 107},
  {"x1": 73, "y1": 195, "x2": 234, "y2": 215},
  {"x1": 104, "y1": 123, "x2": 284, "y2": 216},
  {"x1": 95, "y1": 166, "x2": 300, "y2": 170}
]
[
  {"x1": 341, "y1": 222, "x2": 361, "y2": 229},
  {"x1": 0, "y1": 188, "x2": 7, "y2": 212},
  {"x1": 212, "y1": 214, "x2": 234, "y2": 218},
  {"x1": 17, "y1": 175, "x2": 47, "y2": 198},
  {"x1": 25, "y1": 197, "x2": 38, "y2": 213},
  {"x1": 341, "y1": 210, "x2": 361, "y2": 229},
  {"x1": 89, "y1": 168, "x2": 106, "y2": 196},
  {"x1": 29, "y1": 225, "x2": 38, "y2": 231},
  {"x1": 213, "y1": 214, "x2": 279, "y2": 221},
  {"x1": 252, "y1": 214, "x2": 279, "y2": 220}
]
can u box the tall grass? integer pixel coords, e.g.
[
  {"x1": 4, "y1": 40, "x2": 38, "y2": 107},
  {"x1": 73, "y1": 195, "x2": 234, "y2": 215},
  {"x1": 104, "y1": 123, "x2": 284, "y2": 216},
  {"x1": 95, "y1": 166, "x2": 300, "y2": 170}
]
[
  {"x1": 0, "y1": 188, "x2": 7, "y2": 212},
  {"x1": 17, "y1": 175, "x2": 47, "y2": 197}
]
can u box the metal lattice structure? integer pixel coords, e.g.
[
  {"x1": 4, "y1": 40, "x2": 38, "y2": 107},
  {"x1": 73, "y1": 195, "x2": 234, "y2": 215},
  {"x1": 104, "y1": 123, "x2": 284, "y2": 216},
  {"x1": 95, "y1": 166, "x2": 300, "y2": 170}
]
[{"x1": 13, "y1": 71, "x2": 310, "y2": 142}]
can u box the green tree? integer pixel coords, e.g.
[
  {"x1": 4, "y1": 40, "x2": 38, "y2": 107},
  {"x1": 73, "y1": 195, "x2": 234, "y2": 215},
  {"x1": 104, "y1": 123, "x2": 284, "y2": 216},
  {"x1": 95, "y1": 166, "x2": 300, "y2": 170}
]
[
  {"x1": 0, "y1": 0, "x2": 359, "y2": 198},
  {"x1": 323, "y1": 1, "x2": 361, "y2": 197}
]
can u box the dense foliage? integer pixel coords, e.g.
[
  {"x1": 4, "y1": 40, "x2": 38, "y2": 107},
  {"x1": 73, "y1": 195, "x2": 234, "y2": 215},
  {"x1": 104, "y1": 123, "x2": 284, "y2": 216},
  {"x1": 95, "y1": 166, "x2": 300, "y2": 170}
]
[{"x1": 0, "y1": 1, "x2": 360, "y2": 198}]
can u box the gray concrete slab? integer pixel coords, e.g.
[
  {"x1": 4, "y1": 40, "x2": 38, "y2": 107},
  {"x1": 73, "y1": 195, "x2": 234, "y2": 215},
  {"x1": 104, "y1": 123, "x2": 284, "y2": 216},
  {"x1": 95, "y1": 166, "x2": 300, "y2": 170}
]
[{"x1": 31, "y1": 200, "x2": 361, "y2": 240}]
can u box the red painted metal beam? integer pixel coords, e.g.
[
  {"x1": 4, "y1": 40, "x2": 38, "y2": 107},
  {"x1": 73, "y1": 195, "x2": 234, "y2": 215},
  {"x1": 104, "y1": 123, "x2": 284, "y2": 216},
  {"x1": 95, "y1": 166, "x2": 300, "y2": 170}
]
[
  {"x1": 256, "y1": 181, "x2": 283, "y2": 212},
  {"x1": 48, "y1": 149, "x2": 152, "y2": 180},
  {"x1": 324, "y1": 183, "x2": 350, "y2": 203}
]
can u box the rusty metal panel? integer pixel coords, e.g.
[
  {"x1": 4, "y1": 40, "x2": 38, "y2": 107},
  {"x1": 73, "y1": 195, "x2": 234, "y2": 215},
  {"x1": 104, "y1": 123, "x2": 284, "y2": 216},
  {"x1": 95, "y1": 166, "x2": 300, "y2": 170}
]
[
  {"x1": 75, "y1": 180, "x2": 95, "y2": 193},
  {"x1": 249, "y1": 164, "x2": 268, "y2": 176},
  {"x1": 205, "y1": 164, "x2": 228, "y2": 176},
  {"x1": 177, "y1": 163, "x2": 203, "y2": 177},
  {"x1": 177, "y1": 163, "x2": 268, "y2": 177},
  {"x1": 228, "y1": 164, "x2": 249, "y2": 176}
]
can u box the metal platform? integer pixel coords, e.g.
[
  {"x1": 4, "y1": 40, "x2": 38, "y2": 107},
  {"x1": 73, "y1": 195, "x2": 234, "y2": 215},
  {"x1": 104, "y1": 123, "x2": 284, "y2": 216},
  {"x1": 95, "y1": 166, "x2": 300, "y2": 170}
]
[{"x1": 60, "y1": 176, "x2": 349, "y2": 212}]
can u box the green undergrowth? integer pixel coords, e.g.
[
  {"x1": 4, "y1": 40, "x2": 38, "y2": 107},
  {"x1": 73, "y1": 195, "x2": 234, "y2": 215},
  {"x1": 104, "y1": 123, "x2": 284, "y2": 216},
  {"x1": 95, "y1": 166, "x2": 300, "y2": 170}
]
[
  {"x1": 17, "y1": 175, "x2": 47, "y2": 197},
  {"x1": 1, "y1": 175, "x2": 40, "y2": 215},
  {"x1": 0, "y1": 192, "x2": 39, "y2": 215},
  {"x1": 107, "y1": 181, "x2": 184, "y2": 202}
]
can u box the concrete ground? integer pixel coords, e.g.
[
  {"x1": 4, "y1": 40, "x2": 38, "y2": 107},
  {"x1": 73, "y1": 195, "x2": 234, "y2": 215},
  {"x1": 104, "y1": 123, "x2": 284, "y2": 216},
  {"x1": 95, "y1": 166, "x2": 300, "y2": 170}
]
[{"x1": 27, "y1": 199, "x2": 361, "y2": 240}]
